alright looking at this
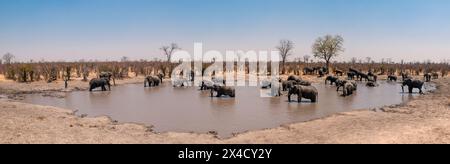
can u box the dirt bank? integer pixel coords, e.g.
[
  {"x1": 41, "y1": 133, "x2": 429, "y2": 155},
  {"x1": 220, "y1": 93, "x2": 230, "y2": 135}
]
[{"x1": 0, "y1": 76, "x2": 449, "y2": 143}]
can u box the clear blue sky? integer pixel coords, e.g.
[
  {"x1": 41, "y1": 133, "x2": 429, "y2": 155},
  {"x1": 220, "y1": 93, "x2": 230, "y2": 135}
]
[{"x1": 0, "y1": 0, "x2": 449, "y2": 62}]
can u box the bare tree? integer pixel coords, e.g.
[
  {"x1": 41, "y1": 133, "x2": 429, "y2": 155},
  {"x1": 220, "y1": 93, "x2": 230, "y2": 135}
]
[
  {"x1": 160, "y1": 43, "x2": 180, "y2": 77},
  {"x1": 161, "y1": 43, "x2": 180, "y2": 63},
  {"x1": 276, "y1": 40, "x2": 294, "y2": 74},
  {"x1": 350, "y1": 57, "x2": 357, "y2": 64},
  {"x1": 2, "y1": 53, "x2": 15, "y2": 64},
  {"x1": 312, "y1": 35, "x2": 344, "y2": 71},
  {"x1": 303, "y1": 55, "x2": 310, "y2": 63},
  {"x1": 366, "y1": 57, "x2": 372, "y2": 63},
  {"x1": 121, "y1": 56, "x2": 129, "y2": 62}
]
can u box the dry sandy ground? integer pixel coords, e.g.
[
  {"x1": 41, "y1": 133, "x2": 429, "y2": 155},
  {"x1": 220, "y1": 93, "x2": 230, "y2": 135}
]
[{"x1": 0, "y1": 76, "x2": 449, "y2": 144}]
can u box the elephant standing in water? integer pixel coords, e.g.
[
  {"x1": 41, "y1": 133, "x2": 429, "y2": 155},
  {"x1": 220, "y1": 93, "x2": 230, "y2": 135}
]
[
  {"x1": 402, "y1": 79, "x2": 424, "y2": 94},
  {"x1": 342, "y1": 82, "x2": 357, "y2": 96},
  {"x1": 288, "y1": 85, "x2": 318, "y2": 103},
  {"x1": 335, "y1": 79, "x2": 348, "y2": 91},
  {"x1": 144, "y1": 76, "x2": 160, "y2": 87},
  {"x1": 210, "y1": 85, "x2": 235, "y2": 97},
  {"x1": 89, "y1": 78, "x2": 111, "y2": 91},
  {"x1": 387, "y1": 75, "x2": 397, "y2": 82},
  {"x1": 325, "y1": 75, "x2": 338, "y2": 85}
]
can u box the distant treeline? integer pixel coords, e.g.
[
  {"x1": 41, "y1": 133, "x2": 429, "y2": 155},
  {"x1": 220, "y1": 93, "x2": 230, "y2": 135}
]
[{"x1": 0, "y1": 60, "x2": 448, "y2": 83}]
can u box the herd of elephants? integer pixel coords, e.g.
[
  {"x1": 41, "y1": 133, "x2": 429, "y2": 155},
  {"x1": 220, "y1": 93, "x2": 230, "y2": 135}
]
[{"x1": 88, "y1": 66, "x2": 440, "y2": 103}]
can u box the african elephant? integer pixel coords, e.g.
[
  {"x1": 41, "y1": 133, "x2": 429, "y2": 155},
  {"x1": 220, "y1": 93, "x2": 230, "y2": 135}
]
[
  {"x1": 432, "y1": 72, "x2": 439, "y2": 79},
  {"x1": 157, "y1": 73, "x2": 164, "y2": 83},
  {"x1": 335, "y1": 79, "x2": 348, "y2": 91},
  {"x1": 99, "y1": 72, "x2": 113, "y2": 80},
  {"x1": 89, "y1": 78, "x2": 111, "y2": 91},
  {"x1": 200, "y1": 80, "x2": 217, "y2": 90},
  {"x1": 144, "y1": 76, "x2": 160, "y2": 87},
  {"x1": 288, "y1": 85, "x2": 318, "y2": 103},
  {"x1": 315, "y1": 67, "x2": 328, "y2": 74},
  {"x1": 347, "y1": 72, "x2": 356, "y2": 80},
  {"x1": 303, "y1": 67, "x2": 314, "y2": 75},
  {"x1": 325, "y1": 75, "x2": 338, "y2": 85},
  {"x1": 172, "y1": 78, "x2": 189, "y2": 87},
  {"x1": 210, "y1": 85, "x2": 235, "y2": 97},
  {"x1": 402, "y1": 79, "x2": 424, "y2": 94},
  {"x1": 366, "y1": 81, "x2": 378, "y2": 87},
  {"x1": 342, "y1": 82, "x2": 357, "y2": 96},
  {"x1": 282, "y1": 80, "x2": 296, "y2": 91},
  {"x1": 387, "y1": 75, "x2": 397, "y2": 82},
  {"x1": 424, "y1": 73, "x2": 431, "y2": 82},
  {"x1": 334, "y1": 69, "x2": 343, "y2": 76},
  {"x1": 287, "y1": 75, "x2": 302, "y2": 82},
  {"x1": 368, "y1": 72, "x2": 377, "y2": 82},
  {"x1": 401, "y1": 72, "x2": 411, "y2": 81},
  {"x1": 358, "y1": 72, "x2": 370, "y2": 81},
  {"x1": 296, "y1": 80, "x2": 312, "y2": 86}
]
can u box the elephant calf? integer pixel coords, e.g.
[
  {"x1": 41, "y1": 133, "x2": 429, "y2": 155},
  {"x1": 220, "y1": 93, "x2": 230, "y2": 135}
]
[
  {"x1": 89, "y1": 78, "x2": 111, "y2": 91},
  {"x1": 288, "y1": 85, "x2": 318, "y2": 103},
  {"x1": 210, "y1": 85, "x2": 235, "y2": 98}
]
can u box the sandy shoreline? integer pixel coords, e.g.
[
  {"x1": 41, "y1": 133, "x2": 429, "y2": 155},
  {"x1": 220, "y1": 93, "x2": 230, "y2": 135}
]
[{"x1": 0, "y1": 76, "x2": 449, "y2": 143}]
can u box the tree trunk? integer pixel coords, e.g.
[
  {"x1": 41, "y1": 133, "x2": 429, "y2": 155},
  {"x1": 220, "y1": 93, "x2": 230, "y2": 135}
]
[{"x1": 326, "y1": 61, "x2": 330, "y2": 74}]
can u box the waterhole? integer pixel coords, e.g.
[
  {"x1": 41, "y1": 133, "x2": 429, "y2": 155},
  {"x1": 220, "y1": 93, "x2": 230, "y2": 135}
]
[{"x1": 21, "y1": 81, "x2": 435, "y2": 138}]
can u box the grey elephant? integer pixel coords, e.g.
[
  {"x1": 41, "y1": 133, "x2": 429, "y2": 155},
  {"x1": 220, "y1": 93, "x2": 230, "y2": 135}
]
[
  {"x1": 402, "y1": 79, "x2": 424, "y2": 94},
  {"x1": 366, "y1": 81, "x2": 378, "y2": 87},
  {"x1": 387, "y1": 75, "x2": 397, "y2": 82},
  {"x1": 287, "y1": 75, "x2": 302, "y2": 82},
  {"x1": 282, "y1": 80, "x2": 296, "y2": 91},
  {"x1": 303, "y1": 67, "x2": 314, "y2": 75},
  {"x1": 144, "y1": 76, "x2": 160, "y2": 87},
  {"x1": 288, "y1": 85, "x2": 318, "y2": 103},
  {"x1": 335, "y1": 79, "x2": 348, "y2": 91},
  {"x1": 325, "y1": 75, "x2": 338, "y2": 85},
  {"x1": 401, "y1": 72, "x2": 411, "y2": 81},
  {"x1": 357, "y1": 72, "x2": 370, "y2": 81},
  {"x1": 424, "y1": 73, "x2": 431, "y2": 82},
  {"x1": 342, "y1": 82, "x2": 357, "y2": 96},
  {"x1": 297, "y1": 80, "x2": 312, "y2": 86},
  {"x1": 157, "y1": 73, "x2": 164, "y2": 83},
  {"x1": 200, "y1": 80, "x2": 216, "y2": 90},
  {"x1": 368, "y1": 72, "x2": 378, "y2": 82},
  {"x1": 432, "y1": 72, "x2": 439, "y2": 79},
  {"x1": 347, "y1": 72, "x2": 356, "y2": 80},
  {"x1": 334, "y1": 69, "x2": 343, "y2": 76},
  {"x1": 89, "y1": 78, "x2": 111, "y2": 91},
  {"x1": 210, "y1": 85, "x2": 235, "y2": 97},
  {"x1": 99, "y1": 72, "x2": 113, "y2": 80}
]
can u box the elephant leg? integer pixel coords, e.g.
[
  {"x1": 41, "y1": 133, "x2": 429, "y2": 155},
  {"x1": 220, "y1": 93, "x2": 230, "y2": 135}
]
[
  {"x1": 409, "y1": 87, "x2": 413, "y2": 93},
  {"x1": 288, "y1": 94, "x2": 292, "y2": 102},
  {"x1": 297, "y1": 93, "x2": 302, "y2": 103}
]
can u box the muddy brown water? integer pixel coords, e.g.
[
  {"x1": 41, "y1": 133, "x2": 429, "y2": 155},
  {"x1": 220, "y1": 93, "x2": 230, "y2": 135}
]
[{"x1": 21, "y1": 81, "x2": 435, "y2": 138}]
